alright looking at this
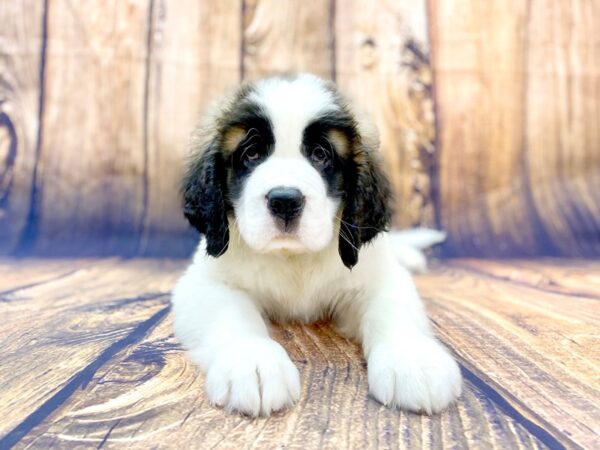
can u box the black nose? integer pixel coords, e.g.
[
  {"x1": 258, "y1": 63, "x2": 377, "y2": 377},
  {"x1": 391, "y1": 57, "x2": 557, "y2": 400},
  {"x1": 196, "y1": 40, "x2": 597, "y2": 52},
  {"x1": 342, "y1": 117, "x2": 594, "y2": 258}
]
[{"x1": 266, "y1": 187, "x2": 305, "y2": 226}]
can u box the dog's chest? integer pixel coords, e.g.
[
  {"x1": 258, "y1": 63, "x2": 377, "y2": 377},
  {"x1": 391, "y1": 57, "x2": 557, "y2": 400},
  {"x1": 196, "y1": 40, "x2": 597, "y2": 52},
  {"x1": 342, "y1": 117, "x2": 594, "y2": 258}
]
[{"x1": 228, "y1": 255, "x2": 353, "y2": 321}]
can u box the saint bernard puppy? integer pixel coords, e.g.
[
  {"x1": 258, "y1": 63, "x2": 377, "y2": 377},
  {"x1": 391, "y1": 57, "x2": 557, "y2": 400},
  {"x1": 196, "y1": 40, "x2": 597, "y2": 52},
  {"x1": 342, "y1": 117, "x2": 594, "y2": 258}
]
[{"x1": 172, "y1": 74, "x2": 462, "y2": 417}]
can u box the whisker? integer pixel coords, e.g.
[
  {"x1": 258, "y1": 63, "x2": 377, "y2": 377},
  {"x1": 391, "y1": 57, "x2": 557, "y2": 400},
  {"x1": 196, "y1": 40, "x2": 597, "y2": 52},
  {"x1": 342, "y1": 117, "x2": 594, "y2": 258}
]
[
  {"x1": 335, "y1": 215, "x2": 386, "y2": 232},
  {"x1": 338, "y1": 224, "x2": 357, "y2": 248},
  {"x1": 231, "y1": 217, "x2": 243, "y2": 247},
  {"x1": 338, "y1": 228, "x2": 359, "y2": 252}
]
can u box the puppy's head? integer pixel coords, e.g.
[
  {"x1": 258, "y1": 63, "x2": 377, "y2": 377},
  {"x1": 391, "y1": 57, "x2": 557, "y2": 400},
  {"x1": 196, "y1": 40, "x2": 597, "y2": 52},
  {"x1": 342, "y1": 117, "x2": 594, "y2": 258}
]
[{"x1": 182, "y1": 74, "x2": 392, "y2": 268}]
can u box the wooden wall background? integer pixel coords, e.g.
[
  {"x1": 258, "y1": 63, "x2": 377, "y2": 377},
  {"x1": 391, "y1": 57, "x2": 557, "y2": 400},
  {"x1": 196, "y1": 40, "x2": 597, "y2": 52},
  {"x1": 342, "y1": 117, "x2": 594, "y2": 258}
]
[{"x1": 0, "y1": 0, "x2": 599, "y2": 258}]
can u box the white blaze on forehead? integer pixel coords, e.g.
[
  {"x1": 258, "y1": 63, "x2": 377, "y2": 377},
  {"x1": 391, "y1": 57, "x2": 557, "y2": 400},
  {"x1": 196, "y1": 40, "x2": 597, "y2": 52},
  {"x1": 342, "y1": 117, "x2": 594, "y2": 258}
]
[{"x1": 250, "y1": 75, "x2": 339, "y2": 157}]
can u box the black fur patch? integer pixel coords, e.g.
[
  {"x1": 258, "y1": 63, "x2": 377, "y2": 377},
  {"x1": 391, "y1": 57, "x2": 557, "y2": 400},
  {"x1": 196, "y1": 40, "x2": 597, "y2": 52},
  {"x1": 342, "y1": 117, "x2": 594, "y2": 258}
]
[
  {"x1": 302, "y1": 110, "x2": 392, "y2": 269},
  {"x1": 302, "y1": 112, "x2": 357, "y2": 198},
  {"x1": 338, "y1": 145, "x2": 393, "y2": 269},
  {"x1": 182, "y1": 96, "x2": 275, "y2": 256},
  {"x1": 182, "y1": 144, "x2": 230, "y2": 257},
  {"x1": 222, "y1": 102, "x2": 275, "y2": 201}
]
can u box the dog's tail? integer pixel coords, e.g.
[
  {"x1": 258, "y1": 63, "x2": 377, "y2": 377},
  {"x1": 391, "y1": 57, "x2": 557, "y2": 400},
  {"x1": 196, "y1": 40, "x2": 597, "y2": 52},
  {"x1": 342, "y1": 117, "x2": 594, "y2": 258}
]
[{"x1": 388, "y1": 228, "x2": 446, "y2": 273}]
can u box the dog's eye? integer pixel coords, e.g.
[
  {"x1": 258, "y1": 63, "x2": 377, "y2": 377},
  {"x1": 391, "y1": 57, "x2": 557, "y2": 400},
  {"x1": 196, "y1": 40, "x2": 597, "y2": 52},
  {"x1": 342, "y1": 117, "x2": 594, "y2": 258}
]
[
  {"x1": 311, "y1": 146, "x2": 330, "y2": 166},
  {"x1": 240, "y1": 143, "x2": 265, "y2": 166},
  {"x1": 244, "y1": 148, "x2": 260, "y2": 161}
]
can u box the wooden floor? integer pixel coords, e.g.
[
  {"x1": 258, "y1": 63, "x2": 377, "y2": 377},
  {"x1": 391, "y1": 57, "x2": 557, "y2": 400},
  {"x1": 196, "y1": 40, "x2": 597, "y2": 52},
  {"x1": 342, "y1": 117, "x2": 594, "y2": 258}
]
[{"x1": 0, "y1": 258, "x2": 598, "y2": 449}]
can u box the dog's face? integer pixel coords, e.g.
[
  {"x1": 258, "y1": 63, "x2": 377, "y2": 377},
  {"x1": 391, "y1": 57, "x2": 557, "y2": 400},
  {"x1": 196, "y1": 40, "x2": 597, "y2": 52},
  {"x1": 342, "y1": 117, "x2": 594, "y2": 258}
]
[{"x1": 182, "y1": 74, "x2": 391, "y2": 268}]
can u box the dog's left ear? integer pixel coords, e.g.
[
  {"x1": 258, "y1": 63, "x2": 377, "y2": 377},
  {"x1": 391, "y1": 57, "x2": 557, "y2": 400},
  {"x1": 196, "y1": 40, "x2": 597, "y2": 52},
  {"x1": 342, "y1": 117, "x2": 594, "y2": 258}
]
[
  {"x1": 339, "y1": 138, "x2": 393, "y2": 269},
  {"x1": 182, "y1": 142, "x2": 230, "y2": 257}
]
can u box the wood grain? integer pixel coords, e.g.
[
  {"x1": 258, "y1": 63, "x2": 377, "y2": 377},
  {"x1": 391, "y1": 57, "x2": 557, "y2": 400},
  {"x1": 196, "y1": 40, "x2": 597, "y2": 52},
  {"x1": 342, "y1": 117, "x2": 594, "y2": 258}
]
[
  {"x1": 0, "y1": 257, "x2": 93, "y2": 294},
  {"x1": 30, "y1": 0, "x2": 150, "y2": 256},
  {"x1": 447, "y1": 258, "x2": 600, "y2": 300},
  {"x1": 1, "y1": 1, "x2": 599, "y2": 258},
  {"x1": 2, "y1": 0, "x2": 599, "y2": 257},
  {"x1": 3, "y1": 258, "x2": 596, "y2": 448},
  {"x1": 242, "y1": 0, "x2": 334, "y2": 80},
  {"x1": 0, "y1": 0, "x2": 45, "y2": 253},
  {"x1": 336, "y1": 0, "x2": 437, "y2": 229},
  {"x1": 429, "y1": 0, "x2": 600, "y2": 257},
  {"x1": 524, "y1": 0, "x2": 600, "y2": 256},
  {"x1": 139, "y1": 0, "x2": 242, "y2": 256},
  {"x1": 416, "y1": 261, "x2": 600, "y2": 449},
  {"x1": 17, "y1": 318, "x2": 549, "y2": 450},
  {"x1": 429, "y1": 0, "x2": 541, "y2": 256},
  {"x1": 0, "y1": 258, "x2": 183, "y2": 445}
]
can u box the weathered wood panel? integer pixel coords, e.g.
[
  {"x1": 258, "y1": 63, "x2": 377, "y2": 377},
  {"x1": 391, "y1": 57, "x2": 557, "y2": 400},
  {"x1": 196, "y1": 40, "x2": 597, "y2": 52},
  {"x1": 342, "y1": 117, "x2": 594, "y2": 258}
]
[
  {"x1": 139, "y1": 0, "x2": 242, "y2": 256},
  {"x1": 0, "y1": 258, "x2": 183, "y2": 448},
  {"x1": 242, "y1": 0, "x2": 334, "y2": 80},
  {"x1": 525, "y1": 0, "x2": 600, "y2": 256},
  {"x1": 30, "y1": 0, "x2": 151, "y2": 256},
  {"x1": 1, "y1": 1, "x2": 599, "y2": 257},
  {"x1": 17, "y1": 319, "x2": 550, "y2": 449},
  {"x1": 429, "y1": 0, "x2": 600, "y2": 257},
  {"x1": 448, "y1": 258, "x2": 600, "y2": 300},
  {"x1": 2, "y1": 258, "x2": 596, "y2": 448},
  {"x1": 417, "y1": 261, "x2": 600, "y2": 449},
  {"x1": 0, "y1": 257, "x2": 93, "y2": 293},
  {"x1": 429, "y1": 0, "x2": 540, "y2": 256},
  {"x1": 336, "y1": 0, "x2": 436, "y2": 228},
  {"x1": 0, "y1": 1, "x2": 45, "y2": 254}
]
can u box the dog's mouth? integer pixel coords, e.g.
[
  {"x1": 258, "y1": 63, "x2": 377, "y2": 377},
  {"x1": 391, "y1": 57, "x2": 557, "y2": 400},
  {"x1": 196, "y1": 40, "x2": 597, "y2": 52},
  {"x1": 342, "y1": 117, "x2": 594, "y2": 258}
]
[{"x1": 261, "y1": 233, "x2": 307, "y2": 254}]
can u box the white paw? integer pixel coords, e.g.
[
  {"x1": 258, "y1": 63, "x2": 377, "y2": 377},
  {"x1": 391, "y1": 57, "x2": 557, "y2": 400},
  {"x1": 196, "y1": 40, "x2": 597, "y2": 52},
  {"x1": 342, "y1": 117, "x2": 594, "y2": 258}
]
[
  {"x1": 367, "y1": 338, "x2": 462, "y2": 414},
  {"x1": 203, "y1": 338, "x2": 300, "y2": 416}
]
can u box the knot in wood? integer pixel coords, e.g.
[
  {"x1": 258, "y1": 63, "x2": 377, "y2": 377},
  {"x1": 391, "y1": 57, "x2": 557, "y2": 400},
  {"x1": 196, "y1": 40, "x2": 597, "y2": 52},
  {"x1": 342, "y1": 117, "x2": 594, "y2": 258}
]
[{"x1": 359, "y1": 37, "x2": 378, "y2": 69}]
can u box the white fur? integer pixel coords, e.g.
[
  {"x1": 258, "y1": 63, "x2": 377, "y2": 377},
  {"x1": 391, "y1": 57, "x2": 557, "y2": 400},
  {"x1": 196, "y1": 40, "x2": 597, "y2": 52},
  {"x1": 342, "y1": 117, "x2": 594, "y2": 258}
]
[
  {"x1": 390, "y1": 228, "x2": 447, "y2": 250},
  {"x1": 173, "y1": 231, "x2": 461, "y2": 416},
  {"x1": 234, "y1": 75, "x2": 341, "y2": 255},
  {"x1": 389, "y1": 229, "x2": 447, "y2": 273},
  {"x1": 250, "y1": 74, "x2": 338, "y2": 159},
  {"x1": 235, "y1": 157, "x2": 339, "y2": 254},
  {"x1": 172, "y1": 76, "x2": 461, "y2": 417}
]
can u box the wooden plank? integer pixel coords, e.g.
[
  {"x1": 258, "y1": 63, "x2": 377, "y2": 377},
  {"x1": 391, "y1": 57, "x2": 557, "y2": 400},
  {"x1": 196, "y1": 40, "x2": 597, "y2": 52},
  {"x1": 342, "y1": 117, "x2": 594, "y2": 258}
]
[
  {"x1": 242, "y1": 0, "x2": 334, "y2": 80},
  {"x1": 416, "y1": 261, "x2": 600, "y2": 449},
  {"x1": 17, "y1": 318, "x2": 549, "y2": 449},
  {"x1": 524, "y1": 0, "x2": 600, "y2": 256},
  {"x1": 138, "y1": 0, "x2": 242, "y2": 256},
  {"x1": 0, "y1": 258, "x2": 184, "y2": 445},
  {"x1": 448, "y1": 258, "x2": 600, "y2": 300},
  {"x1": 428, "y1": 0, "x2": 542, "y2": 256},
  {"x1": 429, "y1": 0, "x2": 600, "y2": 257},
  {"x1": 30, "y1": 0, "x2": 151, "y2": 256},
  {"x1": 336, "y1": 0, "x2": 437, "y2": 228},
  {"x1": 0, "y1": 258, "x2": 94, "y2": 294},
  {"x1": 0, "y1": 1, "x2": 45, "y2": 254}
]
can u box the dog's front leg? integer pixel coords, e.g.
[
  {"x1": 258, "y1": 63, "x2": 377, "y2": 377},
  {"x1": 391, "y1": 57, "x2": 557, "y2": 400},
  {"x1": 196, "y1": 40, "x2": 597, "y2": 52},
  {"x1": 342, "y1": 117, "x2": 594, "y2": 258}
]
[
  {"x1": 171, "y1": 269, "x2": 300, "y2": 416},
  {"x1": 359, "y1": 265, "x2": 462, "y2": 414}
]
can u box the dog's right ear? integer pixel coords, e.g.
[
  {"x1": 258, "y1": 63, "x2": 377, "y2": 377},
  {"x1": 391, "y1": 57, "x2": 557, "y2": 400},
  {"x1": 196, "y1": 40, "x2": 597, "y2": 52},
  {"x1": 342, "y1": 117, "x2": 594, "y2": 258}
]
[{"x1": 182, "y1": 141, "x2": 230, "y2": 257}]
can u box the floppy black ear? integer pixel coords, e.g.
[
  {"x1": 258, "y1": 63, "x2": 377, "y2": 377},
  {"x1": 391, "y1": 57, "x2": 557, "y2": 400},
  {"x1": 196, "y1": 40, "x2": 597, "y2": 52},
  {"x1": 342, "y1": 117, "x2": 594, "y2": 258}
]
[
  {"x1": 339, "y1": 147, "x2": 393, "y2": 269},
  {"x1": 182, "y1": 143, "x2": 230, "y2": 257}
]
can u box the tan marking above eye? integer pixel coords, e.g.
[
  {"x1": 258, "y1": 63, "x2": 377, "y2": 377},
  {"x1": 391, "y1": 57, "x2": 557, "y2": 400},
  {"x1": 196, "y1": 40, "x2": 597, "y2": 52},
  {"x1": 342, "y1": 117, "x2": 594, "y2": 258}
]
[
  {"x1": 222, "y1": 127, "x2": 246, "y2": 153},
  {"x1": 327, "y1": 129, "x2": 350, "y2": 157}
]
